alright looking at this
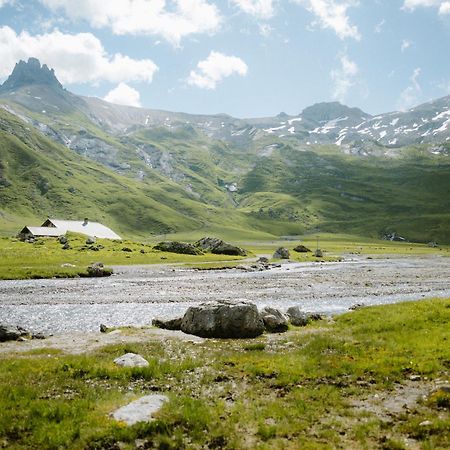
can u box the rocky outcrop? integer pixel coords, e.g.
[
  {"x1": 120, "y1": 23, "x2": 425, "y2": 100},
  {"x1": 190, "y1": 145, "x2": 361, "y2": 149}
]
[
  {"x1": 195, "y1": 237, "x2": 247, "y2": 256},
  {"x1": 0, "y1": 324, "x2": 31, "y2": 342},
  {"x1": 273, "y1": 247, "x2": 290, "y2": 259},
  {"x1": 154, "y1": 241, "x2": 203, "y2": 255},
  {"x1": 152, "y1": 317, "x2": 183, "y2": 331},
  {"x1": 259, "y1": 307, "x2": 289, "y2": 333},
  {"x1": 293, "y1": 245, "x2": 311, "y2": 253},
  {"x1": 181, "y1": 300, "x2": 264, "y2": 338}
]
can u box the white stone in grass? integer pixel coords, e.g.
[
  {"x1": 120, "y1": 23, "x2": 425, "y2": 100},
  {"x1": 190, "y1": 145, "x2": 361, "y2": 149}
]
[
  {"x1": 111, "y1": 395, "x2": 168, "y2": 425},
  {"x1": 114, "y1": 353, "x2": 149, "y2": 368}
]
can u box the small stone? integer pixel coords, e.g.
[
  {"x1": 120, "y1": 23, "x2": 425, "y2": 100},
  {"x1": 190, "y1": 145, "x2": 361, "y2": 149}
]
[
  {"x1": 100, "y1": 324, "x2": 108, "y2": 333},
  {"x1": 419, "y1": 420, "x2": 432, "y2": 427},
  {"x1": 409, "y1": 375, "x2": 421, "y2": 381},
  {"x1": 111, "y1": 394, "x2": 168, "y2": 425},
  {"x1": 114, "y1": 353, "x2": 149, "y2": 368}
]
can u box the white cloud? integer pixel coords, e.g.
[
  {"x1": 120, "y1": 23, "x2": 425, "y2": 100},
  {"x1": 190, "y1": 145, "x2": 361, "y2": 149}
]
[
  {"x1": 295, "y1": 0, "x2": 361, "y2": 40},
  {"x1": 403, "y1": 0, "x2": 450, "y2": 15},
  {"x1": 397, "y1": 67, "x2": 422, "y2": 110},
  {"x1": 104, "y1": 82, "x2": 141, "y2": 107},
  {"x1": 0, "y1": 0, "x2": 12, "y2": 7},
  {"x1": 40, "y1": 0, "x2": 222, "y2": 46},
  {"x1": 401, "y1": 39, "x2": 412, "y2": 51},
  {"x1": 0, "y1": 26, "x2": 158, "y2": 85},
  {"x1": 231, "y1": 0, "x2": 276, "y2": 19},
  {"x1": 330, "y1": 54, "x2": 359, "y2": 101},
  {"x1": 187, "y1": 51, "x2": 248, "y2": 90}
]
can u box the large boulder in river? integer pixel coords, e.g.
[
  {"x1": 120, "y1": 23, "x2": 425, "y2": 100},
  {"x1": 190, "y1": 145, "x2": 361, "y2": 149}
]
[
  {"x1": 195, "y1": 237, "x2": 247, "y2": 256},
  {"x1": 0, "y1": 324, "x2": 31, "y2": 342},
  {"x1": 154, "y1": 241, "x2": 203, "y2": 255},
  {"x1": 273, "y1": 247, "x2": 290, "y2": 259},
  {"x1": 181, "y1": 300, "x2": 264, "y2": 338},
  {"x1": 259, "y1": 307, "x2": 289, "y2": 333}
]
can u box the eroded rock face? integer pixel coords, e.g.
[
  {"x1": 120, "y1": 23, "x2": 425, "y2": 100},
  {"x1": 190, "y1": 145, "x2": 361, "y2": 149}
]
[
  {"x1": 260, "y1": 307, "x2": 289, "y2": 333},
  {"x1": 181, "y1": 300, "x2": 264, "y2": 339},
  {"x1": 153, "y1": 241, "x2": 202, "y2": 255},
  {"x1": 273, "y1": 247, "x2": 290, "y2": 259}
]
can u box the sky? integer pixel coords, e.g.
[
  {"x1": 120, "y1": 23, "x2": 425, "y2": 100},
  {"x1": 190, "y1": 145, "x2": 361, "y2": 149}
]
[{"x1": 0, "y1": 0, "x2": 449, "y2": 118}]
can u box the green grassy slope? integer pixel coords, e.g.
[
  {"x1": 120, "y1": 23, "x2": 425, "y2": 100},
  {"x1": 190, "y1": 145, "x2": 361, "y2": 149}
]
[
  {"x1": 239, "y1": 145, "x2": 450, "y2": 243},
  {"x1": 1, "y1": 101, "x2": 449, "y2": 243},
  {"x1": 0, "y1": 109, "x2": 230, "y2": 237}
]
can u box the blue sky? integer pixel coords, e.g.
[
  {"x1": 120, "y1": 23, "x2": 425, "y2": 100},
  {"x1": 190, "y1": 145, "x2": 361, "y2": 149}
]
[{"x1": 0, "y1": 0, "x2": 449, "y2": 117}]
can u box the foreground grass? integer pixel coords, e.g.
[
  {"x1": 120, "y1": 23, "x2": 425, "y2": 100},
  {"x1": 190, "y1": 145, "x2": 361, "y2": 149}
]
[{"x1": 0, "y1": 298, "x2": 449, "y2": 449}]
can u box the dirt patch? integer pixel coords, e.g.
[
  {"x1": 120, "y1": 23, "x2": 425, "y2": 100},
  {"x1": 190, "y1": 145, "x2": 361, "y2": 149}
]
[{"x1": 0, "y1": 327, "x2": 203, "y2": 355}]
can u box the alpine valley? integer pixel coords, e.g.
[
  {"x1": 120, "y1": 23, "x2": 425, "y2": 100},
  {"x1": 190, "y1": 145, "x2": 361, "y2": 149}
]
[{"x1": 0, "y1": 58, "x2": 449, "y2": 242}]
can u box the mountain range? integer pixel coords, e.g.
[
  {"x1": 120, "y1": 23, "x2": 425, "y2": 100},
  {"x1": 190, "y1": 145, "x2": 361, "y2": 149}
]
[{"x1": 0, "y1": 58, "x2": 449, "y2": 242}]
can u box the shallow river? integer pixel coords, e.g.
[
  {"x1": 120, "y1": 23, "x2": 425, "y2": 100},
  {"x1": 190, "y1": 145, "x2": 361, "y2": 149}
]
[{"x1": 0, "y1": 255, "x2": 449, "y2": 334}]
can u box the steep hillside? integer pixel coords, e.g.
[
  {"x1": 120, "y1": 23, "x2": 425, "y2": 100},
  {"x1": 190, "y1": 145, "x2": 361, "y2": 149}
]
[
  {"x1": 0, "y1": 108, "x2": 237, "y2": 237},
  {"x1": 0, "y1": 58, "x2": 449, "y2": 243}
]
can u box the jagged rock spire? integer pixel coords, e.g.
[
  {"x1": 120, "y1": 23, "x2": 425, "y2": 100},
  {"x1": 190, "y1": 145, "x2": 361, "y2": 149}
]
[{"x1": 0, "y1": 58, "x2": 63, "y2": 92}]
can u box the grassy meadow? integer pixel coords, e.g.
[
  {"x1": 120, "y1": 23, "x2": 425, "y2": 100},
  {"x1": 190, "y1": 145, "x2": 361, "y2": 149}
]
[
  {"x1": 0, "y1": 298, "x2": 448, "y2": 449},
  {"x1": 0, "y1": 232, "x2": 447, "y2": 280}
]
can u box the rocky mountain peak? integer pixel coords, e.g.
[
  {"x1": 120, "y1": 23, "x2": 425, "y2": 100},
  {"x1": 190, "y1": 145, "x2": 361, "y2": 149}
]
[
  {"x1": 0, "y1": 57, "x2": 63, "y2": 92},
  {"x1": 301, "y1": 101, "x2": 370, "y2": 123}
]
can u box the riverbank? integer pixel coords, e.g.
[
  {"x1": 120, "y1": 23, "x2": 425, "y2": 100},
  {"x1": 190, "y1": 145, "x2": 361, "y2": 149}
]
[
  {"x1": 0, "y1": 298, "x2": 448, "y2": 449},
  {"x1": 1, "y1": 255, "x2": 449, "y2": 334}
]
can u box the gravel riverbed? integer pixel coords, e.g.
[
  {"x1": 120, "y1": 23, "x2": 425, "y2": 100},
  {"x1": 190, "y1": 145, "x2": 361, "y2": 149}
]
[{"x1": 0, "y1": 255, "x2": 449, "y2": 334}]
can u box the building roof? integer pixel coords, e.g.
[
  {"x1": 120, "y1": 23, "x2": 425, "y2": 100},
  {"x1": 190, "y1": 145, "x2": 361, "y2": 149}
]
[
  {"x1": 42, "y1": 219, "x2": 121, "y2": 240},
  {"x1": 21, "y1": 226, "x2": 62, "y2": 237}
]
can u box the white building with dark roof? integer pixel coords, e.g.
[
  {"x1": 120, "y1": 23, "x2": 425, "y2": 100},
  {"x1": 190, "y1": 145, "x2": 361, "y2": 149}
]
[{"x1": 19, "y1": 218, "x2": 121, "y2": 240}]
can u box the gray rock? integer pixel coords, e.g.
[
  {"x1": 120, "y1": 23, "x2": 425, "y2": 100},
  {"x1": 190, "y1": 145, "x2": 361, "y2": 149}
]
[
  {"x1": 286, "y1": 306, "x2": 309, "y2": 326},
  {"x1": 114, "y1": 353, "x2": 149, "y2": 368},
  {"x1": 58, "y1": 235, "x2": 68, "y2": 244},
  {"x1": 181, "y1": 300, "x2": 265, "y2": 339},
  {"x1": 195, "y1": 237, "x2": 247, "y2": 256},
  {"x1": 257, "y1": 256, "x2": 269, "y2": 264},
  {"x1": 273, "y1": 247, "x2": 290, "y2": 259},
  {"x1": 0, "y1": 324, "x2": 30, "y2": 342},
  {"x1": 62, "y1": 242, "x2": 70, "y2": 250},
  {"x1": 86, "y1": 237, "x2": 96, "y2": 245},
  {"x1": 86, "y1": 262, "x2": 112, "y2": 277},
  {"x1": 152, "y1": 317, "x2": 183, "y2": 331},
  {"x1": 111, "y1": 394, "x2": 168, "y2": 425},
  {"x1": 260, "y1": 307, "x2": 289, "y2": 333}
]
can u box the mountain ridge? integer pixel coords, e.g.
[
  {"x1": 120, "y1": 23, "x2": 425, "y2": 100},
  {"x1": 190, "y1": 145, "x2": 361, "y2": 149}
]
[{"x1": 0, "y1": 58, "x2": 449, "y2": 243}]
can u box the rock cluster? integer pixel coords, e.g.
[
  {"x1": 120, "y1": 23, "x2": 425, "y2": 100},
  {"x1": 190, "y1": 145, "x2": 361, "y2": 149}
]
[
  {"x1": 153, "y1": 241, "x2": 202, "y2": 255},
  {"x1": 153, "y1": 301, "x2": 324, "y2": 338},
  {"x1": 154, "y1": 236, "x2": 247, "y2": 256}
]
